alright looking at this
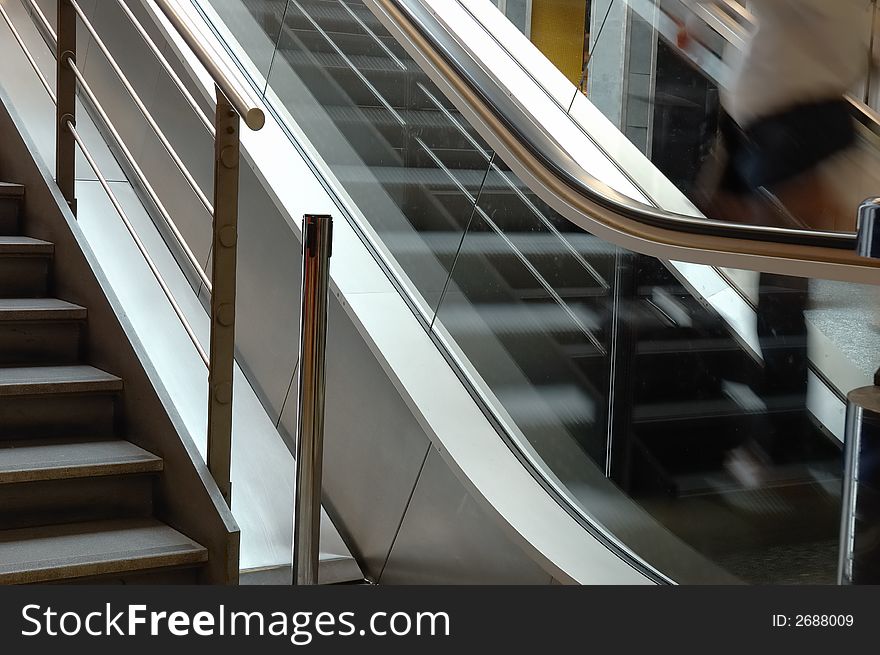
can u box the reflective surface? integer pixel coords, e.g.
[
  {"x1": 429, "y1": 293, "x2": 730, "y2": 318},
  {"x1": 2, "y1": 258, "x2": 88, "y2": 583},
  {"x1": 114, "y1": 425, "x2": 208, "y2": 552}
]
[{"x1": 197, "y1": 0, "x2": 880, "y2": 583}]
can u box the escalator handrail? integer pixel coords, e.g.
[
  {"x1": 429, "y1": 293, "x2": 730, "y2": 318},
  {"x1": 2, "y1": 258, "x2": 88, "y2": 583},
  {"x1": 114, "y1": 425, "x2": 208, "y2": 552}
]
[{"x1": 373, "y1": 0, "x2": 880, "y2": 281}]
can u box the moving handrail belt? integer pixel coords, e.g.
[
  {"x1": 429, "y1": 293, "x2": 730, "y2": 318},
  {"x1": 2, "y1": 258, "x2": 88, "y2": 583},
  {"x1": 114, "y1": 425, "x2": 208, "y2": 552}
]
[{"x1": 370, "y1": 0, "x2": 880, "y2": 282}]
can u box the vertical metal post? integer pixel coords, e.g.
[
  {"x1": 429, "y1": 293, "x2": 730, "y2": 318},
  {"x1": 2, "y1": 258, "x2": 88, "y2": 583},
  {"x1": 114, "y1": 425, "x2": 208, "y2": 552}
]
[
  {"x1": 857, "y1": 198, "x2": 880, "y2": 259},
  {"x1": 207, "y1": 87, "x2": 240, "y2": 507},
  {"x1": 293, "y1": 214, "x2": 333, "y2": 586},
  {"x1": 57, "y1": 0, "x2": 77, "y2": 214},
  {"x1": 839, "y1": 200, "x2": 880, "y2": 583},
  {"x1": 838, "y1": 385, "x2": 880, "y2": 584}
]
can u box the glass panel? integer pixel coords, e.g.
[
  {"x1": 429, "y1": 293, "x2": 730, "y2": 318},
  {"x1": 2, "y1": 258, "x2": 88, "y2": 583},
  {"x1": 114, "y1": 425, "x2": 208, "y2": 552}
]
[
  {"x1": 202, "y1": 0, "x2": 288, "y2": 83},
  {"x1": 435, "y1": 159, "x2": 614, "y2": 469},
  {"x1": 266, "y1": 0, "x2": 494, "y2": 315},
  {"x1": 435, "y1": 149, "x2": 879, "y2": 583}
]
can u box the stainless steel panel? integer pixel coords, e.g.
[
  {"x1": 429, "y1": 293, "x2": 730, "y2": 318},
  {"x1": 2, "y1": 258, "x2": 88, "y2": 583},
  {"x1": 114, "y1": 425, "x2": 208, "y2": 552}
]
[
  {"x1": 134, "y1": 130, "x2": 213, "y2": 266},
  {"x1": 230, "y1": 166, "x2": 302, "y2": 421},
  {"x1": 120, "y1": 0, "x2": 172, "y2": 61},
  {"x1": 87, "y1": 1, "x2": 163, "y2": 100},
  {"x1": 145, "y1": 68, "x2": 214, "y2": 194},
  {"x1": 380, "y1": 447, "x2": 553, "y2": 585},
  {"x1": 75, "y1": 0, "x2": 98, "y2": 70},
  {"x1": 279, "y1": 295, "x2": 433, "y2": 581},
  {"x1": 73, "y1": 97, "x2": 126, "y2": 182},
  {"x1": 81, "y1": 1, "x2": 160, "y2": 155}
]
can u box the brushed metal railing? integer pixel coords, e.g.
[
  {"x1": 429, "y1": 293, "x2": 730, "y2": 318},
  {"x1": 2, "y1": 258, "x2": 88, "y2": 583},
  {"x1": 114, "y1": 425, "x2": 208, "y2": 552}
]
[{"x1": 3, "y1": 0, "x2": 268, "y2": 508}]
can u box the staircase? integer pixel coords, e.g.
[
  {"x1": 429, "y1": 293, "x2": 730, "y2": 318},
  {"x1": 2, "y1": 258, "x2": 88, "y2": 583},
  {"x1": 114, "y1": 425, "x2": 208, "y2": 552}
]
[{"x1": 0, "y1": 182, "x2": 208, "y2": 584}]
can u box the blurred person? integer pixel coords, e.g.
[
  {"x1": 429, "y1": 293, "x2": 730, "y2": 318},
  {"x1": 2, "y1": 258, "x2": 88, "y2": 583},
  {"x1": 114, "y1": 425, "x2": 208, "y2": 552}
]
[
  {"x1": 677, "y1": 0, "x2": 870, "y2": 484},
  {"x1": 682, "y1": 0, "x2": 869, "y2": 231}
]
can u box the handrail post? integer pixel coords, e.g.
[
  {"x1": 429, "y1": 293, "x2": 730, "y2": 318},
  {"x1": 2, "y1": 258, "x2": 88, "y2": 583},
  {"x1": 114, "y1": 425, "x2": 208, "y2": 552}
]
[
  {"x1": 207, "y1": 87, "x2": 240, "y2": 507},
  {"x1": 838, "y1": 200, "x2": 880, "y2": 584},
  {"x1": 838, "y1": 381, "x2": 880, "y2": 584},
  {"x1": 293, "y1": 214, "x2": 333, "y2": 586},
  {"x1": 56, "y1": 0, "x2": 76, "y2": 214}
]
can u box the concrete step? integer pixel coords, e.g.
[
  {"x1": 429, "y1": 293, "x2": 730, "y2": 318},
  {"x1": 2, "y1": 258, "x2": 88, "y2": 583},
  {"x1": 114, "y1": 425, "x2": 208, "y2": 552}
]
[
  {"x1": 0, "y1": 183, "x2": 24, "y2": 235},
  {"x1": 0, "y1": 299, "x2": 86, "y2": 365},
  {"x1": 0, "y1": 470, "x2": 155, "y2": 531},
  {"x1": 0, "y1": 366, "x2": 121, "y2": 438},
  {"x1": 0, "y1": 438, "x2": 162, "y2": 484},
  {"x1": 0, "y1": 298, "x2": 86, "y2": 321},
  {"x1": 0, "y1": 518, "x2": 207, "y2": 584},
  {"x1": 0, "y1": 365, "x2": 122, "y2": 396},
  {"x1": 0, "y1": 236, "x2": 53, "y2": 297}
]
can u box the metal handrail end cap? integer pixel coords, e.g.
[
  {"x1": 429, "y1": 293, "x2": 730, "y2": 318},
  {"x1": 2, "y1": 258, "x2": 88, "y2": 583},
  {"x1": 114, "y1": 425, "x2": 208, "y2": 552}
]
[{"x1": 245, "y1": 108, "x2": 265, "y2": 131}]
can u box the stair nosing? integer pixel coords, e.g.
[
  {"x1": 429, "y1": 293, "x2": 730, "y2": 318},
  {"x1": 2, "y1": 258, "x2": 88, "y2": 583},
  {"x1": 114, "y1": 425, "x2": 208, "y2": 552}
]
[
  {"x1": 0, "y1": 237, "x2": 53, "y2": 255},
  {"x1": 0, "y1": 519, "x2": 208, "y2": 584},
  {"x1": 0, "y1": 439, "x2": 163, "y2": 484},
  {"x1": 0, "y1": 366, "x2": 123, "y2": 397},
  {"x1": 0, "y1": 298, "x2": 87, "y2": 322}
]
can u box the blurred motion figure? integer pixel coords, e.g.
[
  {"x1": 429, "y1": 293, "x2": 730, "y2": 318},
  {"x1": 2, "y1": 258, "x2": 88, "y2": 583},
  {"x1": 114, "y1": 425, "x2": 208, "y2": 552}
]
[
  {"x1": 685, "y1": 0, "x2": 869, "y2": 231},
  {"x1": 679, "y1": 0, "x2": 870, "y2": 483}
]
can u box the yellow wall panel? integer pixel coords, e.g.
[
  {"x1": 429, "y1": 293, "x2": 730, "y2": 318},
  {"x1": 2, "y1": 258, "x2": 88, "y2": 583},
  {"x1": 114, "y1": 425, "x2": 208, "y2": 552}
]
[{"x1": 530, "y1": 0, "x2": 588, "y2": 86}]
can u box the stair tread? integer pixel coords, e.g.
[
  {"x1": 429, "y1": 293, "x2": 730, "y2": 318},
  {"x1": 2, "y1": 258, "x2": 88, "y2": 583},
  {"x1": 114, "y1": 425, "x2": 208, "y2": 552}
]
[
  {"x1": 0, "y1": 183, "x2": 25, "y2": 198},
  {"x1": 0, "y1": 298, "x2": 86, "y2": 321},
  {"x1": 0, "y1": 439, "x2": 162, "y2": 484},
  {"x1": 0, "y1": 236, "x2": 53, "y2": 254},
  {"x1": 0, "y1": 365, "x2": 122, "y2": 396},
  {"x1": 0, "y1": 518, "x2": 207, "y2": 583}
]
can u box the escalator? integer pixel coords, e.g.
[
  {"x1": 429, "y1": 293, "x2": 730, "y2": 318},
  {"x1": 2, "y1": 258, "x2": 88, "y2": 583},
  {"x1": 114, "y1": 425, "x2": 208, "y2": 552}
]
[
  {"x1": 5, "y1": 0, "x2": 876, "y2": 584},
  {"x1": 197, "y1": 0, "x2": 872, "y2": 583}
]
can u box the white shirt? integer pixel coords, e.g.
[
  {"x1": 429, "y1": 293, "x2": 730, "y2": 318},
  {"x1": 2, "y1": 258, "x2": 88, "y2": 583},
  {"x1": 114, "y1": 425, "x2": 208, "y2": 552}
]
[{"x1": 699, "y1": 0, "x2": 870, "y2": 125}]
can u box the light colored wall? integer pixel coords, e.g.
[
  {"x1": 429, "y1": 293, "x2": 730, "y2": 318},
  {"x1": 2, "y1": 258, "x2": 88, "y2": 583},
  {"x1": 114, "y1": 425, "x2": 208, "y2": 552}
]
[{"x1": 587, "y1": 0, "x2": 627, "y2": 128}]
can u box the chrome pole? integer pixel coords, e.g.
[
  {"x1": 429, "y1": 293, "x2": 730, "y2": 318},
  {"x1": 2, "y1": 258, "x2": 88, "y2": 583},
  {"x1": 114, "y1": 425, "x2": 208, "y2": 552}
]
[
  {"x1": 293, "y1": 215, "x2": 333, "y2": 586},
  {"x1": 838, "y1": 385, "x2": 880, "y2": 584},
  {"x1": 838, "y1": 200, "x2": 880, "y2": 584}
]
